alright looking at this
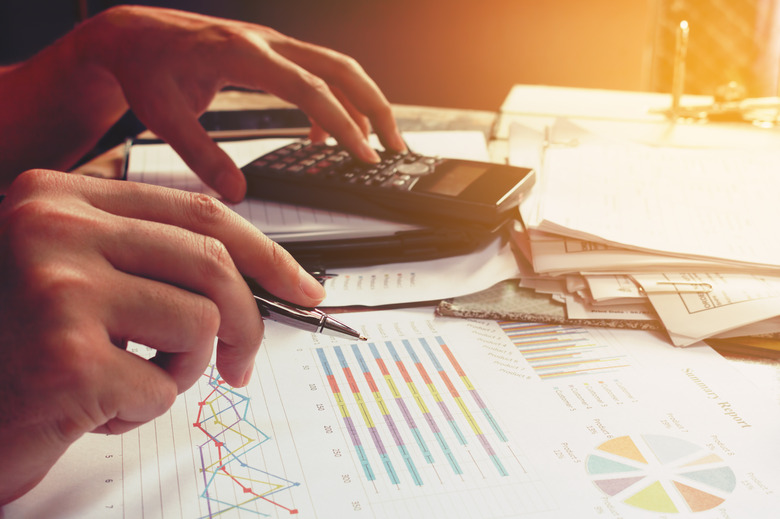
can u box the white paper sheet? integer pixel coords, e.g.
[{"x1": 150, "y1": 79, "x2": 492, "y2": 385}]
[
  {"x1": 320, "y1": 236, "x2": 520, "y2": 307},
  {"x1": 632, "y1": 272, "x2": 780, "y2": 346},
  {"x1": 536, "y1": 143, "x2": 780, "y2": 269},
  {"x1": 8, "y1": 309, "x2": 780, "y2": 518}
]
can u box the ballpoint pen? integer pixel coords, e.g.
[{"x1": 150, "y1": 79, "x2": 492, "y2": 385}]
[{"x1": 245, "y1": 278, "x2": 366, "y2": 341}]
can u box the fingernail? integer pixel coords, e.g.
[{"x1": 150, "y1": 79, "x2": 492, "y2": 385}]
[
  {"x1": 359, "y1": 140, "x2": 381, "y2": 163},
  {"x1": 299, "y1": 266, "x2": 326, "y2": 301},
  {"x1": 241, "y1": 364, "x2": 254, "y2": 387},
  {"x1": 393, "y1": 131, "x2": 407, "y2": 152},
  {"x1": 215, "y1": 171, "x2": 244, "y2": 203}
]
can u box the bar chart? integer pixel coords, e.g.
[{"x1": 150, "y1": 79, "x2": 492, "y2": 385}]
[
  {"x1": 498, "y1": 322, "x2": 632, "y2": 380},
  {"x1": 315, "y1": 335, "x2": 513, "y2": 490}
]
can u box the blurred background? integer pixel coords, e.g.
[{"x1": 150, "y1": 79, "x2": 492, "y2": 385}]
[{"x1": 1, "y1": 0, "x2": 777, "y2": 110}]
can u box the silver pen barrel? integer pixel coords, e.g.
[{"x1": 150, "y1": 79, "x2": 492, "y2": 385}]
[
  {"x1": 254, "y1": 295, "x2": 326, "y2": 333},
  {"x1": 253, "y1": 294, "x2": 366, "y2": 341}
]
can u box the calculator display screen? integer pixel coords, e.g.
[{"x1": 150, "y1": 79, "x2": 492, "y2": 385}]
[{"x1": 420, "y1": 164, "x2": 487, "y2": 197}]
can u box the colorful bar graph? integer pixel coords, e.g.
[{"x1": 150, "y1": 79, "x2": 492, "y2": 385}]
[
  {"x1": 316, "y1": 348, "x2": 376, "y2": 482},
  {"x1": 419, "y1": 338, "x2": 508, "y2": 476},
  {"x1": 352, "y1": 344, "x2": 423, "y2": 486},
  {"x1": 316, "y1": 336, "x2": 513, "y2": 487},
  {"x1": 334, "y1": 346, "x2": 399, "y2": 485},
  {"x1": 402, "y1": 339, "x2": 467, "y2": 445},
  {"x1": 368, "y1": 342, "x2": 435, "y2": 465},
  {"x1": 384, "y1": 340, "x2": 462, "y2": 476},
  {"x1": 500, "y1": 322, "x2": 631, "y2": 379}
]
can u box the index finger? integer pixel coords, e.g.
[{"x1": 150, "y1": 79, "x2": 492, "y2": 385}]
[
  {"x1": 78, "y1": 175, "x2": 325, "y2": 306},
  {"x1": 124, "y1": 78, "x2": 248, "y2": 203},
  {"x1": 245, "y1": 47, "x2": 382, "y2": 163},
  {"x1": 272, "y1": 38, "x2": 406, "y2": 153}
]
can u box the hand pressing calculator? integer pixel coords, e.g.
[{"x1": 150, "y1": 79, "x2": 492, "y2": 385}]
[{"x1": 241, "y1": 139, "x2": 535, "y2": 228}]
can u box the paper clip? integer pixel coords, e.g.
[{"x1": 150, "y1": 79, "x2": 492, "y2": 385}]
[{"x1": 641, "y1": 281, "x2": 713, "y2": 294}]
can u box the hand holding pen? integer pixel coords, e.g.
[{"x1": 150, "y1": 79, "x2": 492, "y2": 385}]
[{"x1": 244, "y1": 277, "x2": 366, "y2": 341}]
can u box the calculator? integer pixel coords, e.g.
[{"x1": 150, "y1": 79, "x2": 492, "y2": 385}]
[{"x1": 241, "y1": 139, "x2": 535, "y2": 228}]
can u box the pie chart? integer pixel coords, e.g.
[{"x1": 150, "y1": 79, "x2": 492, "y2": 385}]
[{"x1": 586, "y1": 434, "x2": 736, "y2": 513}]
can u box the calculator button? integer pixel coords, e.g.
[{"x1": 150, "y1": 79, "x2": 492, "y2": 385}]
[
  {"x1": 317, "y1": 160, "x2": 335, "y2": 170},
  {"x1": 383, "y1": 174, "x2": 414, "y2": 190},
  {"x1": 287, "y1": 164, "x2": 304, "y2": 173},
  {"x1": 250, "y1": 159, "x2": 268, "y2": 168},
  {"x1": 269, "y1": 162, "x2": 286, "y2": 171},
  {"x1": 396, "y1": 162, "x2": 431, "y2": 176}
]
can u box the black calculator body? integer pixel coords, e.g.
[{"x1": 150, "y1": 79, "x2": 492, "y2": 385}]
[{"x1": 241, "y1": 140, "x2": 535, "y2": 228}]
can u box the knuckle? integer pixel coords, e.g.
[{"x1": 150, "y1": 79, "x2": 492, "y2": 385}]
[
  {"x1": 198, "y1": 235, "x2": 234, "y2": 281},
  {"x1": 294, "y1": 72, "x2": 332, "y2": 102},
  {"x1": 193, "y1": 296, "x2": 221, "y2": 338},
  {"x1": 184, "y1": 192, "x2": 229, "y2": 228},
  {"x1": 264, "y1": 237, "x2": 298, "y2": 274},
  {"x1": 32, "y1": 266, "x2": 93, "y2": 318},
  {"x1": 39, "y1": 326, "x2": 105, "y2": 398},
  {"x1": 2, "y1": 198, "x2": 57, "y2": 240},
  {"x1": 195, "y1": 23, "x2": 243, "y2": 54},
  {"x1": 332, "y1": 53, "x2": 363, "y2": 78},
  {"x1": 6, "y1": 169, "x2": 60, "y2": 201}
]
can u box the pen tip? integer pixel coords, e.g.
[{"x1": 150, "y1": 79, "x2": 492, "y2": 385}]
[{"x1": 359, "y1": 334, "x2": 368, "y2": 341}]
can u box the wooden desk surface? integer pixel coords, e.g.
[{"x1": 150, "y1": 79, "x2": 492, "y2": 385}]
[{"x1": 73, "y1": 90, "x2": 780, "y2": 405}]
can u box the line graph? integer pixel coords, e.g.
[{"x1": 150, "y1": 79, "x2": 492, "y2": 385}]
[{"x1": 193, "y1": 365, "x2": 301, "y2": 517}]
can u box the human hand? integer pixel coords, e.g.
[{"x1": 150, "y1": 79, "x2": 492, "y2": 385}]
[
  {"x1": 0, "y1": 170, "x2": 324, "y2": 504},
  {"x1": 76, "y1": 5, "x2": 406, "y2": 202}
]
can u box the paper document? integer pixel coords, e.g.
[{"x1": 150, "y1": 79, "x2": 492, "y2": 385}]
[
  {"x1": 8, "y1": 309, "x2": 779, "y2": 518},
  {"x1": 632, "y1": 272, "x2": 780, "y2": 346},
  {"x1": 536, "y1": 143, "x2": 780, "y2": 269},
  {"x1": 320, "y1": 236, "x2": 520, "y2": 307}
]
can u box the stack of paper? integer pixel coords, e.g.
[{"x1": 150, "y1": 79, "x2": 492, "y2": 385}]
[{"x1": 507, "y1": 119, "x2": 780, "y2": 346}]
